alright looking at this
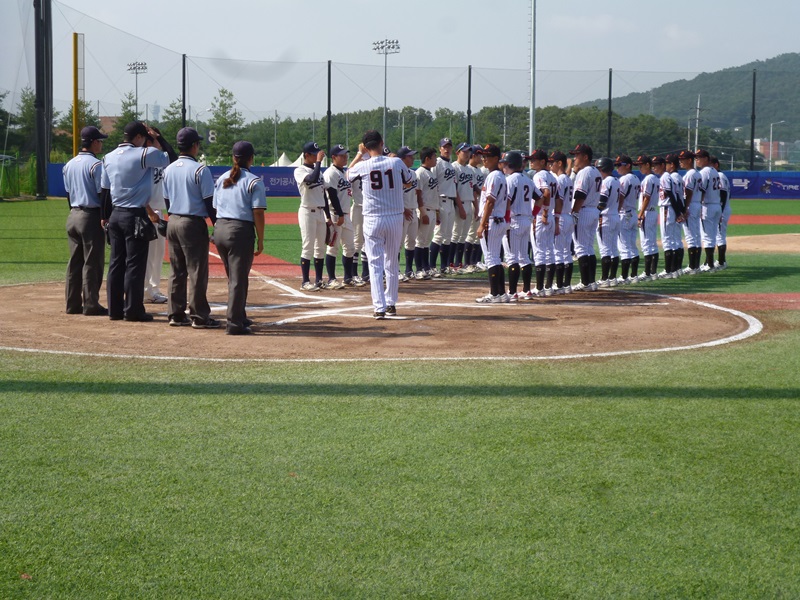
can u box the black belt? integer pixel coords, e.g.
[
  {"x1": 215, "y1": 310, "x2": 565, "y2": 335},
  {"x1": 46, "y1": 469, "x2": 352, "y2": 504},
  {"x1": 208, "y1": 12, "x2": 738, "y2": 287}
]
[
  {"x1": 71, "y1": 206, "x2": 100, "y2": 212},
  {"x1": 440, "y1": 195, "x2": 456, "y2": 200},
  {"x1": 113, "y1": 206, "x2": 146, "y2": 212},
  {"x1": 492, "y1": 217, "x2": 504, "y2": 224}
]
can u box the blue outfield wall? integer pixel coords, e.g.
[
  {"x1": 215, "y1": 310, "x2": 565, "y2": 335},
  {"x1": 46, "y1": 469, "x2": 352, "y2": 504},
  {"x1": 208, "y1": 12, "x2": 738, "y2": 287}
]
[{"x1": 47, "y1": 163, "x2": 800, "y2": 200}]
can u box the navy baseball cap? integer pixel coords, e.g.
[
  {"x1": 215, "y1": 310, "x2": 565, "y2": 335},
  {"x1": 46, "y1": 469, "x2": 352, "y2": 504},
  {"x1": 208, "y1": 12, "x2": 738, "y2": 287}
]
[
  {"x1": 232, "y1": 140, "x2": 254, "y2": 159},
  {"x1": 396, "y1": 146, "x2": 417, "y2": 159},
  {"x1": 176, "y1": 127, "x2": 202, "y2": 147},
  {"x1": 439, "y1": 137, "x2": 453, "y2": 148},
  {"x1": 80, "y1": 126, "x2": 107, "y2": 143},
  {"x1": 471, "y1": 144, "x2": 483, "y2": 153},
  {"x1": 476, "y1": 144, "x2": 501, "y2": 158},
  {"x1": 677, "y1": 149, "x2": 695, "y2": 160},
  {"x1": 569, "y1": 143, "x2": 593, "y2": 158},
  {"x1": 383, "y1": 146, "x2": 391, "y2": 155},
  {"x1": 303, "y1": 141, "x2": 321, "y2": 154},
  {"x1": 329, "y1": 144, "x2": 348, "y2": 156},
  {"x1": 123, "y1": 121, "x2": 151, "y2": 141},
  {"x1": 614, "y1": 154, "x2": 633, "y2": 166},
  {"x1": 455, "y1": 142, "x2": 472, "y2": 154}
]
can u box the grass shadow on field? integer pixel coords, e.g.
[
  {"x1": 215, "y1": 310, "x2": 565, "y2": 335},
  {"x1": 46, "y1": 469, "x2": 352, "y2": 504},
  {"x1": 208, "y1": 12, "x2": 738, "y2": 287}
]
[
  {"x1": 646, "y1": 265, "x2": 798, "y2": 294},
  {"x1": 1, "y1": 380, "x2": 798, "y2": 401}
]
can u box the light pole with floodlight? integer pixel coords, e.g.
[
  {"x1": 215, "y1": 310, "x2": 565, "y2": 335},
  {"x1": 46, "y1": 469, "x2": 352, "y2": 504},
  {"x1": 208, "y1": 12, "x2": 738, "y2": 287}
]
[
  {"x1": 769, "y1": 120, "x2": 786, "y2": 171},
  {"x1": 127, "y1": 61, "x2": 147, "y2": 118},
  {"x1": 373, "y1": 39, "x2": 400, "y2": 138}
]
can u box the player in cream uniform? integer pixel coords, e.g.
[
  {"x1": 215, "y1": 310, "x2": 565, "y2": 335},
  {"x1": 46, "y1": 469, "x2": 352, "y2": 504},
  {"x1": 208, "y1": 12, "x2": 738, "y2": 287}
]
[
  {"x1": 397, "y1": 146, "x2": 421, "y2": 281},
  {"x1": 595, "y1": 157, "x2": 622, "y2": 287},
  {"x1": 550, "y1": 151, "x2": 574, "y2": 293},
  {"x1": 501, "y1": 151, "x2": 539, "y2": 300},
  {"x1": 529, "y1": 149, "x2": 558, "y2": 295},
  {"x1": 323, "y1": 144, "x2": 357, "y2": 289},
  {"x1": 712, "y1": 156, "x2": 731, "y2": 270},
  {"x1": 694, "y1": 149, "x2": 722, "y2": 272},
  {"x1": 294, "y1": 141, "x2": 328, "y2": 291},
  {"x1": 451, "y1": 142, "x2": 475, "y2": 271},
  {"x1": 414, "y1": 147, "x2": 439, "y2": 279},
  {"x1": 348, "y1": 147, "x2": 368, "y2": 284},
  {"x1": 465, "y1": 148, "x2": 488, "y2": 271},
  {"x1": 568, "y1": 144, "x2": 602, "y2": 291},
  {"x1": 614, "y1": 155, "x2": 641, "y2": 283},
  {"x1": 634, "y1": 155, "x2": 661, "y2": 280},
  {"x1": 655, "y1": 154, "x2": 686, "y2": 278},
  {"x1": 431, "y1": 138, "x2": 465, "y2": 274},
  {"x1": 678, "y1": 149, "x2": 702, "y2": 273},
  {"x1": 474, "y1": 144, "x2": 510, "y2": 303}
]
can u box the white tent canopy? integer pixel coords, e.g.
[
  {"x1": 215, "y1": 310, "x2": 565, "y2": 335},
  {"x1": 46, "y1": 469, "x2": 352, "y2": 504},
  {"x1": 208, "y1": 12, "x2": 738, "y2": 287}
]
[{"x1": 270, "y1": 152, "x2": 292, "y2": 167}]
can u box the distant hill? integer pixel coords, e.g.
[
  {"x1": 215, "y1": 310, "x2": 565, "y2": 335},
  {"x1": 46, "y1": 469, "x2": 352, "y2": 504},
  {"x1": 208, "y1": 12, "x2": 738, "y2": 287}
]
[{"x1": 579, "y1": 53, "x2": 800, "y2": 142}]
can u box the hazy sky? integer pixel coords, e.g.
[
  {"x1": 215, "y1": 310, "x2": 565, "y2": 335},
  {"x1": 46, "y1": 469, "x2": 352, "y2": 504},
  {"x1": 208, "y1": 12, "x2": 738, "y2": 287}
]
[{"x1": 3, "y1": 0, "x2": 799, "y2": 122}]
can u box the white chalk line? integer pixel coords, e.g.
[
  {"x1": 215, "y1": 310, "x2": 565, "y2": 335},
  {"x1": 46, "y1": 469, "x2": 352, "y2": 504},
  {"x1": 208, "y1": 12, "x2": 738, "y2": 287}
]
[{"x1": 0, "y1": 292, "x2": 763, "y2": 363}]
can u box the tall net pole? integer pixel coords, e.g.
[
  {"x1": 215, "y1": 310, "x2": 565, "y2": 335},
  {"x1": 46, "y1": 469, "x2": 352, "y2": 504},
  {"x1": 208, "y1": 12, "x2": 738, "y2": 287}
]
[{"x1": 528, "y1": 0, "x2": 536, "y2": 152}]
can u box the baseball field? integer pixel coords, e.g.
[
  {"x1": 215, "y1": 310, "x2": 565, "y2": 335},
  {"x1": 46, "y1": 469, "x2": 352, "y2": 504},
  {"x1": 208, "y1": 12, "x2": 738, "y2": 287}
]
[{"x1": 1, "y1": 198, "x2": 799, "y2": 598}]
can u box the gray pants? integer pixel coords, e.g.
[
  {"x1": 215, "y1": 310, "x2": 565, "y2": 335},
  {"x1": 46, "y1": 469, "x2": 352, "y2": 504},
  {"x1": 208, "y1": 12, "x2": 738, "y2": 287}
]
[
  {"x1": 167, "y1": 215, "x2": 211, "y2": 322},
  {"x1": 65, "y1": 207, "x2": 105, "y2": 312},
  {"x1": 214, "y1": 218, "x2": 255, "y2": 331}
]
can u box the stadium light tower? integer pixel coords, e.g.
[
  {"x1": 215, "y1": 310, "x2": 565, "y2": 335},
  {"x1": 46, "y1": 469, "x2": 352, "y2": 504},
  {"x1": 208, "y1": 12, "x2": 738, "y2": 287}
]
[
  {"x1": 127, "y1": 61, "x2": 147, "y2": 118},
  {"x1": 769, "y1": 120, "x2": 786, "y2": 171},
  {"x1": 373, "y1": 39, "x2": 400, "y2": 138}
]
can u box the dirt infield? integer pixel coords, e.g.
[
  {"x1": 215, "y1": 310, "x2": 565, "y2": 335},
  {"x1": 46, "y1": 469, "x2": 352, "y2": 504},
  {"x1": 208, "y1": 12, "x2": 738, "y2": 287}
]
[
  {"x1": 0, "y1": 278, "x2": 754, "y2": 361},
  {"x1": 729, "y1": 233, "x2": 800, "y2": 254}
]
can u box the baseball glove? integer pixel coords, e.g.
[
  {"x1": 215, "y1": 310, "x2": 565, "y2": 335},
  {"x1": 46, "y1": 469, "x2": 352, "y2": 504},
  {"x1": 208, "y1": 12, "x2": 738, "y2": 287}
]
[{"x1": 156, "y1": 218, "x2": 168, "y2": 237}]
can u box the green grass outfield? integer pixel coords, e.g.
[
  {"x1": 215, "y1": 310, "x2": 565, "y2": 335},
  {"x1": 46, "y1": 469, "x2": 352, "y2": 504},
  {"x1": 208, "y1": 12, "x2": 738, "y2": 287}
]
[{"x1": 1, "y1": 198, "x2": 799, "y2": 598}]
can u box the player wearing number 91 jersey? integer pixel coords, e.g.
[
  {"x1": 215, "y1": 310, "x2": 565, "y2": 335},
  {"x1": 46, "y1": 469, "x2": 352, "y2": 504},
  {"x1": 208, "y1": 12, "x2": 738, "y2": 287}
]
[{"x1": 347, "y1": 130, "x2": 414, "y2": 318}]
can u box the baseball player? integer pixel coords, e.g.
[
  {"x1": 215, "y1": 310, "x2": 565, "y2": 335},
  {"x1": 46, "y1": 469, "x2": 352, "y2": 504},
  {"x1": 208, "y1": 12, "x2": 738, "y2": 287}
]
[
  {"x1": 323, "y1": 144, "x2": 355, "y2": 289},
  {"x1": 595, "y1": 157, "x2": 622, "y2": 286},
  {"x1": 414, "y1": 147, "x2": 439, "y2": 279},
  {"x1": 431, "y1": 138, "x2": 466, "y2": 275},
  {"x1": 712, "y1": 156, "x2": 731, "y2": 270},
  {"x1": 678, "y1": 149, "x2": 702, "y2": 273},
  {"x1": 465, "y1": 147, "x2": 488, "y2": 271},
  {"x1": 474, "y1": 144, "x2": 509, "y2": 303},
  {"x1": 294, "y1": 141, "x2": 328, "y2": 291},
  {"x1": 502, "y1": 151, "x2": 539, "y2": 300},
  {"x1": 694, "y1": 149, "x2": 722, "y2": 272},
  {"x1": 655, "y1": 155, "x2": 686, "y2": 278},
  {"x1": 101, "y1": 121, "x2": 169, "y2": 321},
  {"x1": 347, "y1": 130, "x2": 414, "y2": 318},
  {"x1": 397, "y1": 146, "x2": 421, "y2": 280},
  {"x1": 162, "y1": 127, "x2": 220, "y2": 329},
  {"x1": 568, "y1": 144, "x2": 602, "y2": 291},
  {"x1": 633, "y1": 154, "x2": 660, "y2": 281},
  {"x1": 549, "y1": 151, "x2": 574, "y2": 293},
  {"x1": 212, "y1": 141, "x2": 266, "y2": 335},
  {"x1": 347, "y1": 148, "x2": 368, "y2": 285},
  {"x1": 615, "y1": 155, "x2": 641, "y2": 283},
  {"x1": 143, "y1": 126, "x2": 177, "y2": 305},
  {"x1": 529, "y1": 149, "x2": 559, "y2": 295},
  {"x1": 63, "y1": 125, "x2": 108, "y2": 316},
  {"x1": 451, "y1": 142, "x2": 475, "y2": 271}
]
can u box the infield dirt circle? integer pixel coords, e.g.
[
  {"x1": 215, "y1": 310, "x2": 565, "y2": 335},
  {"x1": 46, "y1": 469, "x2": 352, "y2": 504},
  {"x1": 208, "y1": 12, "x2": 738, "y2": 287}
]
[{"x1": 1, "y1": 276, "x2": 752, "y2": 361}]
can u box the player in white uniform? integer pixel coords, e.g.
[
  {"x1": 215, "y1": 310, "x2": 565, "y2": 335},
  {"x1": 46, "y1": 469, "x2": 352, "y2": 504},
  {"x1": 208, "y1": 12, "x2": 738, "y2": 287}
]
[
  {"x1": 613, "y1": 155, "x2": 640, "y2": 283},
  {"x1": 474, "y1": 144, "x2": 510, "y2": 303},
  {"x1": 414, "y1": 147, "x2": 439, "y2": 279},
  {"x1": 712, "y1": 156, "x2": 731, "y2": 270},
  {"x1": 694, "y1": 149, "x2": 722, "y2": 272},
  {"x1": 655, "y1": 155, "x2": 686, "y2": 278},
  {"x1": 322, "y1": 144, "x2": 356, "y2": 289},
  {"x1": 549, "y1": 151, "x2": 574, "y2": 294},
  {"x1": 431, "y1": 138, "x2": 465, "y2": 274},
  {"x1": 678, "y1": 149, "x2": 702, "y2": 273},
  {"x1": 528, "y1": 149, "x2": 559, "y2": 296},
  {"x1": 347, "y1": 147, "x2": 369, "y2": 284},
  {"x1": 397, "y1": 146, "x2": 421, "y2": 280},
  {"x1": 347, "y1": 130, "x2": 413, "y2": 318},
  {"x1": 634, "y1": 155, "x2": 660, "y2": 281},
  {"x1": 451, "y1": 142, "x2": 475, "y2": 271},
  {"x1": 569, "y1": 144, "x2": 602, "y2": 291},
  {"x1": 294, "y1": 141, "x2": 328, "y2": 291},
  {"x1": 465, "y1": 148, "x2": 487, "y2": 271},
  {"x1": 595, "y1": 157, "x2": 622, "y2": 287},
  {"x1": 501, "y1": 151, "x2": 539, "y2": 300}
]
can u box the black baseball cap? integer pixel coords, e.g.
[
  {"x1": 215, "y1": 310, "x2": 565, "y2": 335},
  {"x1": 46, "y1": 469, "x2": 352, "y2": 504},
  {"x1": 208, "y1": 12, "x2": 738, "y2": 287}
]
[
  {"x1": 651, "y1": 156, "x2": 666, "y2": 165},
  {"x1": 329, "y1": 144, "x2": 348, "y2": 156},
  {"x1": 176, "y1": 127, "x2": 202, "y2": 147},
  {"x1": 569, "y1": 143, "x2": 593, "y2": 159},
  {"x1": 80, "y1": 126, "x2": 107, "y2": 143},
  {"x1": 614, "y1": 154, "x2": 633, "y2": 166},
  {"x1": 476, "y1": 144, "x2": 501, "y2": 158},
  {"x1": 383, "y1": 146, "x2": 391, "y2": 156},
  {"x1": 455, "y1": 142, "x2": 472, "y2": 153},
  {"x1": 439, "y1": 137, "x2": 453, "y2": 148},
  {"x1": 548, "y1": 151, "x2": 567, "y2": 163},
  {"x1": 123, "y1": 121, "x2": 151, "y2": 141},
  {"x1": 527, "y1": 149, "x2": 548, "y2": 162},
  {"x1": 694, "y1": 149, "x2": 710, "y2": 159},
  {"x1": 633, "y1": 155, "x2": 652, "y2": 166},
  {"x1": 665, "y1": 153, "x2": 680, "y2": 166},
  {"x1": 677, "y1": 149, "x2": 695, "y2": 161},
  {"x1": 232, "y1": 140, "x2": 254, "y2": 159},
  {"x1": 396, "y1": 146, "x2": 417, "y2": 159},
  {"x1": 302, "y1": 141, "x2": 321, "y2": 155}
]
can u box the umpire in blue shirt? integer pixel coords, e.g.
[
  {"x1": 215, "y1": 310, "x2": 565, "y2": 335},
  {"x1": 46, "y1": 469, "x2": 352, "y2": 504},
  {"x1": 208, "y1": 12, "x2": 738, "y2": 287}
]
[
  {"x1": 63, "y1": 125, "x2": 108, "y2": 316},
  {"x1": 162, "y1": 127, "x2": 220, "y2": 329},
  {"x1": 101, "y1": 121, "x2": 170, "y2": 321}
]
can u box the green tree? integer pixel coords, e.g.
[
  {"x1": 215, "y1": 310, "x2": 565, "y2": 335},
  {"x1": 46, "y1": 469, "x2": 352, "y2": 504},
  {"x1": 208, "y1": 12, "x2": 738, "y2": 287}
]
[
  {"x1": 154, "y1": 98, "x2": 185, "y2": 148},
  {"x1": 106, "y1": 91, "x2": 141, "y2": 149},
  {"x1": 206, "y1": 88, "x2": 244, "y2": 164},
  {"x1": 15, "y1": 86, "x2": 60, "y2": 156},
  {"x1": 53, "y1": 99, "x2": 101, "y2": 155}
]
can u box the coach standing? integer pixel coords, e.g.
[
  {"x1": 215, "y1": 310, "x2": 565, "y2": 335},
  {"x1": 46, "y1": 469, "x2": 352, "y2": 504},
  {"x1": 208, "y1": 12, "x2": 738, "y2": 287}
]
[
  {"x1": 63, "y1": 125, "x2": 108, "y2": 316},
  {"x1": 347, "y1": 130, "x2": 413, "y2": 319},
  {"x1": 101, "y1": 121, "x2": 169, "y2": 321},
  {"x1": 162, "y1": 127, "x2": 219, "y2": 329}
]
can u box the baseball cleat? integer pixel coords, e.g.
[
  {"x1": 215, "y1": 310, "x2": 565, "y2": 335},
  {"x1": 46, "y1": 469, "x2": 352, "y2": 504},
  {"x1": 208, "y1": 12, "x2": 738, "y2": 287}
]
[
  {"x1": 656, "y1": 271, "x2": 669, "y2": 279},
  {"x1": 475, "y1": 294, "x2": 504, "y2": 304},
  {"x1": 385, "y1": 305, "x2": 397, "y2": 315},
  {"x1": 301, "y1": 281, "x2": 321, "y2": 292},
  {"x1": 587, "y1": 282, "x2": 600, "y2": 291},
  {"x1": 416, "y1": 270, "x2": 431, "y2": 280},
  {"x1": 398, "y1": 273, "x2": 409, "y2": 283},
  {"x1": 543, "y1": 287, "x2": 554, "y2": 297},
  {"x1": 562, "y1": 285, "x2": 573, "y2": 294},
  {"x1": 572, "y1": 282, "x2": 587, "y2": 291},
  {"x1": 373, "y1": 310, "x2": 386, "y2": 319},
  {"x1": 192, "y1": 317, "x2": 222, "y2": 329},
  {"x1": 169, "y1": 316, "x2": 191, "y2": 327},
  {"x1": 715, "y1": 261, "x2": 727, "y2": 270},
  {"x1": 148, "y1": 292, "x2": 168, "y2": 304},
  {"x1": 607, "y1": 278, "x2": 619, "y2": 287},
  {"x1": 462, "y1": 264, "x2": 476, "y2": 274},
  {"x1": 327, "y1": 279, "x2": 345, "y2": 290},
  {"x1": 699, "y1": 264, "x2": 713, "y2": 273}
]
